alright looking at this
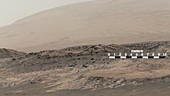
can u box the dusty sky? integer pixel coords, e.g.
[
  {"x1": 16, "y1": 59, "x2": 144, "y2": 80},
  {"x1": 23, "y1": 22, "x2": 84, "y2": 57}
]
[{"x1": 0, "y1": 0, "x2": 93, "y2": 27}]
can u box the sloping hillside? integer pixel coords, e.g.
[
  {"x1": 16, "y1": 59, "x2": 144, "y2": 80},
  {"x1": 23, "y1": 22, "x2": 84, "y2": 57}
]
[{"x1": 0, "y1": 0, "x2": 170, "y2": 52}]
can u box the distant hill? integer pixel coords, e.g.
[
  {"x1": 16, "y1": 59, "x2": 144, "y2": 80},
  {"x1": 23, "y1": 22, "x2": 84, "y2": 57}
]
[{"x1": 0, "y1": 0, "x2": 170, "y2": 52}]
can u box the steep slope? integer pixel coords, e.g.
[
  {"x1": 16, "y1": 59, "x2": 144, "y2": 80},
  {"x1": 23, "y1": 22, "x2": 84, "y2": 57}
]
[{"x1": 0, "y1": 0, "x2": 170, "y2": 52}]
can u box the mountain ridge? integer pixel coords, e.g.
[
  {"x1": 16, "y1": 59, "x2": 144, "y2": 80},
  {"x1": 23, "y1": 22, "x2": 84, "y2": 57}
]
[{"x1": 1, "y1": 0, "x2": 170, "y2": 52}]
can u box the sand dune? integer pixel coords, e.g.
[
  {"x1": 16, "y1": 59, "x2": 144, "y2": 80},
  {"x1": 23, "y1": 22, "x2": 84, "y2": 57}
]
[{"x1": 0, "y1": 0, "x2": 170, "y2": 52}]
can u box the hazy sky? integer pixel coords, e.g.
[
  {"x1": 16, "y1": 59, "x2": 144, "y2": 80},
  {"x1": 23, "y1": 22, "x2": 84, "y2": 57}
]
[{"x1": 0, "y1": 0, "x2": 93, "y2": 27}]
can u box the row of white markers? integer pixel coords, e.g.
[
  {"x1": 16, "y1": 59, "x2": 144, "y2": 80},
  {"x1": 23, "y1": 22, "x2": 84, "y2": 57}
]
[{"x1": 108, "y1": 53, "x2": 167, "y2": 59}]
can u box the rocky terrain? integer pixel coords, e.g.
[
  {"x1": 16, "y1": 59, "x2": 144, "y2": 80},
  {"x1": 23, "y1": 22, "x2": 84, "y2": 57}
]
[
  {"x1": 0, "y1": 49, "x2": 25, "y2": 58},
  {"x1": 0, "y1": 41, "x2": 170, "y2": 96}
]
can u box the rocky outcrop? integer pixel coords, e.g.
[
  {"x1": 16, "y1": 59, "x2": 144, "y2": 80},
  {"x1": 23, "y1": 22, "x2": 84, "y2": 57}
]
[
  {"x1": 0, "y1": 48, "x2": 26, "y2": 58},
  {"x1": 0, "y1": 41, "x2": 169, "y2": 73}
]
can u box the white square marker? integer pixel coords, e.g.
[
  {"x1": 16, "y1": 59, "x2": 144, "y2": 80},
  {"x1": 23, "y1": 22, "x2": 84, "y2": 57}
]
[
  {"x1": 109, "y1": 56, "x2": 115, "y2": 59},
  {"x1": 121, "y1": 56, "x2": 126, "y2": 59},
  {"x1": 143, "y1": 56, "x2": 148, "y2": 59},
  {"x1": 132, "y1": 56, "x2": 137, "y2": 59},
  {"x1": 154, "y1": 56, "x2": 159, "y2": 59}
]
